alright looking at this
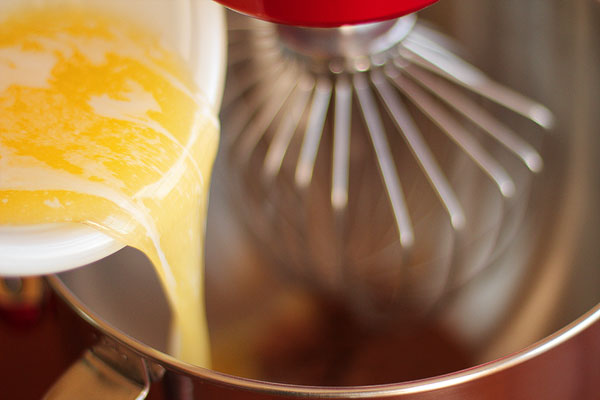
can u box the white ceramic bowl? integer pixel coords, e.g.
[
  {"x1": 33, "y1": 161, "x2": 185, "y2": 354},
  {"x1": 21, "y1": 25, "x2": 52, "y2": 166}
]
[{"x1": 0, "y1": 0, "x2": 226, "y2": 276}]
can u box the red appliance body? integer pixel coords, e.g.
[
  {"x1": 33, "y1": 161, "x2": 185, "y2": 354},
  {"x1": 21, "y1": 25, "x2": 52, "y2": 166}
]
[{"x1": 212, "y1": 0, "x2": 439, "y2": 26}]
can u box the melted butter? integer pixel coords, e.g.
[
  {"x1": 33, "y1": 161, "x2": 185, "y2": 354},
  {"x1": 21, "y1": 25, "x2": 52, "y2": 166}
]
[{"x1": 0, "y1": 6, "x2": 218, "y2": 367}]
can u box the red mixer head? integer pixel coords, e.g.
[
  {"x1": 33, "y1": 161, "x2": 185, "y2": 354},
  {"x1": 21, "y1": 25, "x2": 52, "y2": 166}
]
[{"x1": 213, "y1": 0, "x2": 439, "y2": 27}]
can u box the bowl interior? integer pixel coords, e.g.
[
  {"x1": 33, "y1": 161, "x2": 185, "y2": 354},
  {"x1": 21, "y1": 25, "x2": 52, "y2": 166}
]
[{"x1": 48, "y1": 0, "x2": 600, "y2": 390}]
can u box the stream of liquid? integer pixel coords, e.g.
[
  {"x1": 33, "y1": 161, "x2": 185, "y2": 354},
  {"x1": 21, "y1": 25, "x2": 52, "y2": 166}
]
[{"x1": 0, "y1": 5, "x2": 218, "y2": 367}]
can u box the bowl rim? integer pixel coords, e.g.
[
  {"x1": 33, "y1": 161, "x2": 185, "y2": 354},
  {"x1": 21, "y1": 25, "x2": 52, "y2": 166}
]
[{"x1": 47, "y1": 273, "x2": 600, "y2": 397}]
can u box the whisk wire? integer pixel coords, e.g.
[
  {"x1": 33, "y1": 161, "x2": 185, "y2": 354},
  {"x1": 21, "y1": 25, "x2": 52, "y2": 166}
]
[
  {"x1": 263, "y1": 76, "x2": 315, "y2": 182},
  {"x1": 237, "y1": 65, "x2": 300, "y2": 163},
  {"x1": 331, "y1": 76, "x2": 353, "y2": 211},
  {"x1": 295, "y1": 78, "x2": 333, "y2": 189},
  {"x1": 227, "y1": 60, "x2": 297, "y2": 147},
  {"x1": 401, "y1": 31, "x2": 555, "y2": 129},
  {"x1": 372, "y1": 69, "x2": 466, "y2": 229},
  {"x1": 388, "y1": 69, "x2": 517, "y2": 198},
  {"x1": 354, "y1": 73, "x2": 415, "y2": 248},
  {"x1": 401, "y1": 65, "x2": 544, "y2": 172}
]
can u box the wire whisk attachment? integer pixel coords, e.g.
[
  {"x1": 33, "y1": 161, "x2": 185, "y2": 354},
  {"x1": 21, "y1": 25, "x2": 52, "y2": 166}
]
[{"x1": 222, "y1": 13, "x2": 553, "y2": 314}]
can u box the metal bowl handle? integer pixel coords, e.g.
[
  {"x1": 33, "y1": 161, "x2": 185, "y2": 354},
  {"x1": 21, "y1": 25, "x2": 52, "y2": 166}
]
[{"x1": 43, "y1": 341, "x2": 153, "y2": 400}]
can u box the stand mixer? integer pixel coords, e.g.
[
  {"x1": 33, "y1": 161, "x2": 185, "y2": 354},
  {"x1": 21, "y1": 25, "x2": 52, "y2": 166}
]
[{"x1": 0, "y1": 0, "x2": 549, "y2": 308}]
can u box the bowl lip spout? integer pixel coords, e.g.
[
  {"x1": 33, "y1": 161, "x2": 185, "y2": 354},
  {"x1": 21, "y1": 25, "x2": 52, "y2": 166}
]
[{"x1": 47, "y1": 272, "x2": 600, "y2": 397}]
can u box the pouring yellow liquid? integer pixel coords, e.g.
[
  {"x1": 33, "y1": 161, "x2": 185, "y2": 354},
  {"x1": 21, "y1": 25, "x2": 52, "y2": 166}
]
[{"x1": 0, "y1": 6, "x2": 217, "y2": 366}]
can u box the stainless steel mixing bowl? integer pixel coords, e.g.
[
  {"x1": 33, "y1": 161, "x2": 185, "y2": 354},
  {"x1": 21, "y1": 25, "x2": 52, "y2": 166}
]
[{"x1": 46, "y1": 0, "x2": 600, "y2": 398}]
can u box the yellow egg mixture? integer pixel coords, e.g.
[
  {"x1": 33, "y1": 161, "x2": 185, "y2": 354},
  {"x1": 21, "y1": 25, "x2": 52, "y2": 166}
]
[{"x1": 0, "y1": 6, "x2": 218, "y2": 366}]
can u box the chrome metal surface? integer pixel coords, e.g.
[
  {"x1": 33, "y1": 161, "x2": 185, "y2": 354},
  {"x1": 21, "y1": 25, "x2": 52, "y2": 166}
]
[
  {"x1": 43, "y1": 348, "x2": 150, "y2": 400},
  {"x1": 276, "y1": 17, "x2": 417, "y2": 73}
]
